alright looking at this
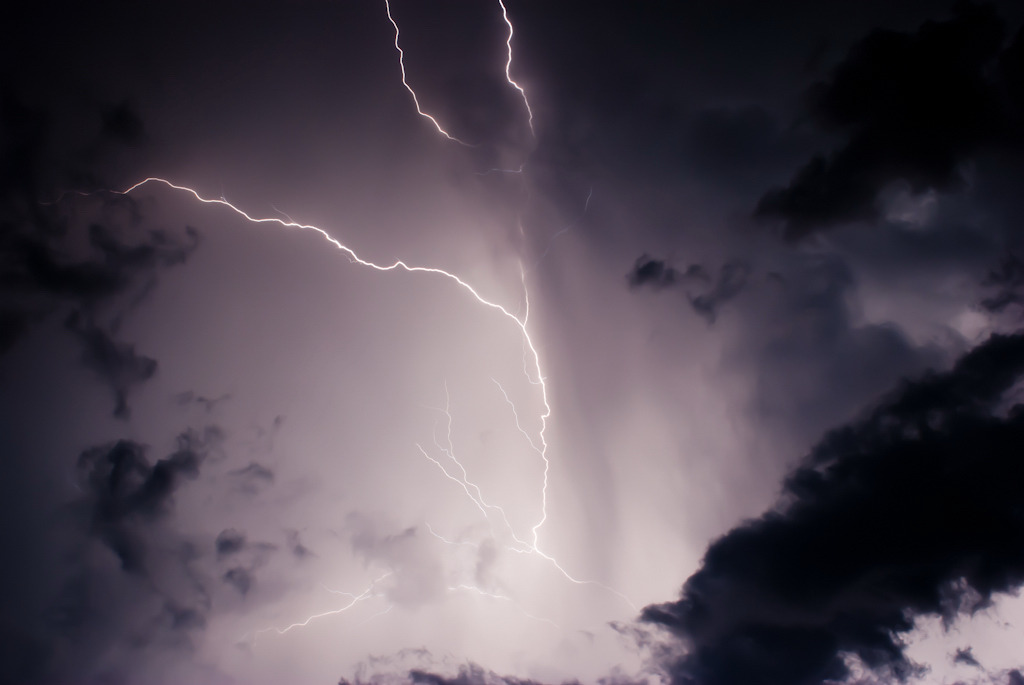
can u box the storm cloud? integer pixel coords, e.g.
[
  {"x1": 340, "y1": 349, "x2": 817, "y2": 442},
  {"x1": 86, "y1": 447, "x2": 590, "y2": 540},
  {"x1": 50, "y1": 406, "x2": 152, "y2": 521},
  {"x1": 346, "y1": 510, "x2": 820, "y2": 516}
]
[
  {"x1": 642, "y1": 332, "x2": 1024, "y2": 685},
  {"x1": 756, "y1": 1, "x2": 1024, "y2": 239}
]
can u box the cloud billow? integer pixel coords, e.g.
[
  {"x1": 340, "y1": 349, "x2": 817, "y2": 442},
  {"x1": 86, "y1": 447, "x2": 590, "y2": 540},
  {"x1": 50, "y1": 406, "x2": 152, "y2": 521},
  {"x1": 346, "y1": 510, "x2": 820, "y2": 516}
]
[
  {"x1": 628, "y1": 256, "x2": 750, "y2": 324},
  {"x1": 642, "y1": 332, "x2": 1024, "y2": 685},
  {"x1": 0, "y1": 87, "x2": 199, "y2": 416},
  {"x1": 755, "y1": 1, "x2": 1024, "y2": 239},
  {"x1": 76, "y1": 427, "x2": 220, "y2": 574}
]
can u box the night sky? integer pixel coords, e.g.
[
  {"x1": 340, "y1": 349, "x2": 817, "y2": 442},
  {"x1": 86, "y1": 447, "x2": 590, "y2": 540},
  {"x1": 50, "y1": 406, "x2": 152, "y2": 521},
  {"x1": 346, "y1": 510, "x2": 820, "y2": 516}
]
[{"x1": 3, "y1": 1, "x2": 1024, "y2": 684}]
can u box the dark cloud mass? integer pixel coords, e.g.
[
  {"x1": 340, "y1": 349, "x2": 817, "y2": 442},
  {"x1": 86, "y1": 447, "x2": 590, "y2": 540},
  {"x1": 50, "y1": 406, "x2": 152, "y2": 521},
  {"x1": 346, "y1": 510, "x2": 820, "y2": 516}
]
[
  {"x1": 215, "y1": 528, "x2": 247, "y2": 557},
  {"x1": 0, "y1": 85, "x2": 199, "y2": 415},
  {"x1": 65, "y1": 312, "x2": 158, "y2": 418},
  {"x1": 642, "y1": 332, "x2": 1024, "y2": 685},
  {"x1": 628, "y1": 257, "x2": 750, "y2": 323},
  {"x1": 77, "y1": 427, "x2": 217, "y2": 573},
  {"x1": 981, "y1": 253, "x2": 1024, "y2": 315},
  {"x1": 953, "y1": 646, "x2": 982, "y2": 668},
  {"x1": 756, "y1": 1, "x2": 1024, "y2": 239},
  {"x1": 0, "y1": 426, "x2": 227, "y2": 684}
]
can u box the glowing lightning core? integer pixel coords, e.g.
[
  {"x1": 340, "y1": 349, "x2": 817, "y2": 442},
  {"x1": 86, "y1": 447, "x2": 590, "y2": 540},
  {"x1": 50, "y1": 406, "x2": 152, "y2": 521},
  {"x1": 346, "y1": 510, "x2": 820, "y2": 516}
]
[
  {"x1": 384, "y1": 0, "x2": 473, "y2": 146},
  {"x1": 385, "y1": 0, "x2": 534, "y2": 144},
  {"x1": 498, "y1": 0, "x2": 534, "y2": 135},
  {"x1": 256, "y1": 573, "x2": 392, "y2": 636}
]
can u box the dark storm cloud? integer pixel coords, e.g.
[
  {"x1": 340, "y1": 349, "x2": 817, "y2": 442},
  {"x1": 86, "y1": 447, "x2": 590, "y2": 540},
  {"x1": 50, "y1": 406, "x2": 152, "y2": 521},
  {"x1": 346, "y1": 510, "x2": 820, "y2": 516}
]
[
  {"x1": 175, "y1": 390, "x2": 231, "y2": 413},
  {"x1": 953, "y1": 647, "x2": 982, "y2": 668},
  {"x1": 65, "y1": 312, "x2": 157, "y2": 418},
  {"x1": 1, "y1": 87, "x2": 150, "y2": 216},
  {"x1": 286, "y1": 529, "x2": 313, "y2": 559},
  {"x1": 0, "y1": 206, "x2": 197, "y2": 308},
  {"x1": 642, "y1": 332, "x2": 1024, "y2": 685},
  {"x1": 0, "y1": 75, "x2": 217, "y2": 682},
  {"x1": 0, "y1": 84, "x2": 199, "y2": 417},
  {"x1": 981, "y1": 253, "x2": 1024, "y2": 315},
  {"x1": 628, "y1": 256, "x2": 679, "y2": 289},
  {"x1": 212, "y1": 527, "x2": 276, "y2": 596},
  {"x1": 228, "y1": 461, "x2": 276, "y2": 494},
  {"x1": 215, "y1": 528, "x2": 247, "y2": 557},
  {"x1": 407, "y1": 665, "x2": 557, "y2": 685},
  {"x1": 628, "y1": 256, "x2": 751, "y2": 323},
  {"x1": 338, "y1": 663, "x2": 564, "y2": 685},
  {"x1": 0, "y1": 424, "x2": 227, "y2": 684},
  {"x1": 628, "y1": 256, "x2": 710, "y2": 291},
  {"x1": 693, "y1": 252, "x2": 945, "y2": 450},
  {"x1": 339, "y1": 661, "x2": 651, "y2": 685},
  {"x1": 223, "y1": 567, "x2": 253, "y2": 596},
  {"x1": 689, "y1": 262, "x2": 752, "y2": 324},
  {"x1": 76, "y1": 427, "x2": 218, "y2": 573},
  {"x1": 629, "y1": 251, "x2": 930, "y2": 437},
  {"x1": 755, "y1": 1, "x2": 1024, "y2": 239}
]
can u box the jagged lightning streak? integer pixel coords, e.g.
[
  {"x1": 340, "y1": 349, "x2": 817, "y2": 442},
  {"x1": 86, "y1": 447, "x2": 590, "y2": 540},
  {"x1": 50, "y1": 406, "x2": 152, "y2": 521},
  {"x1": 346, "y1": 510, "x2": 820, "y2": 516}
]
[
  {"x1": 494, "y1": 378, "x2": 543, "y2": 455},
  {"x1": 498, "y1": 0, "x2": 534, "y2": 135},
  {"x1": 418, "y1": 379, "x2": 636, "y2": 611},
  {"x1": 385, "y1": 0, "x2": 534, "y2": 144},
  {"x1": 112, "y1": 176, "x2": 635, "y2": 614},
  {"x1": 255, "y1": 572, "x2": 392, "y2": 636},
  {"x1": 115, "y1": 180, "x2": 547, "y2": 528},
  {"x1": 358, "y1": 603, "x2": 395, "y2": 626},
  {"x1": 60, "y1": 2, "x2": 601, "y2": 646},
  {"x1": 384, "y1": 0, "x2": 473, "y2": 146},
  {"x1": 531, "y1": 187, "x2": 593, "y2": 272},
  {"x1": 419, "y1": 382, "x2": 528, "y2": 542},
  {"x1": 425, "y1": 522, "x2": 475, "y2": 548}
]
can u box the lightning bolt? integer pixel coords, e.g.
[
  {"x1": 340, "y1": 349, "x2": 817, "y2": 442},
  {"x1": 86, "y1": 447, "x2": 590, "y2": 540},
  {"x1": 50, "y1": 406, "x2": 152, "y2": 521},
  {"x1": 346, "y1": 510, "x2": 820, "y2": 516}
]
[
  {"x1": 530, "y1": 187, "x2": 593, "y2": 272},
  {"x1": 255, "y1": 572, "x2": 392, "y2": 636},
  {"x1": 418, "y1": 381, "x2": 529, "y2": 542},
  {"x1": 498, "y1": 0, "x2": 534, "y2": 136},
  {"x1": 494, "y1": 378, "x2": 543, "y2": 455},
  {"x1": 385, "y1": 0, "x2": 534, "y2": 145},
  {"x1": 384, "y1": 0, "x2": 473, "y2": 146},
  {"x1": 71, "y1": 2, "x2": 625, "y2": 643},
  {"x1": 358, "y1": 603, "x2": 395, "y2": 626},
  {"x1": 110, "y1": 177, "x2": 633, "y2": 615}
]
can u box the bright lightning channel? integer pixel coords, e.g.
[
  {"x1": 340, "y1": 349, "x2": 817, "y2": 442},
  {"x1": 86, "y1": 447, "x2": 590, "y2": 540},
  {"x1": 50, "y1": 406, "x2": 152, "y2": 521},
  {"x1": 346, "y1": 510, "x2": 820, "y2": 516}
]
[
  {"x1": 419, "y1": 380, "x2": 636, "y2": 611},
  {"x1": 384, "y1": 0, "x2": 473, "y2": 146},
  {"x1": 115, "y1": 177, "x2": 634, "y2": 614},
  {"x1": 419, "y1": 381, "x2": 525, "y2": 541},
  {"x1": 494, "y1": 378, "x2": 543, "y2": 455},
  {"x1": 385, "y1": 0, "x2": 534, "y2": 145},
  {"x1": 498, "y1": 0, "x2": 534, "y2": 135},
  {"x1": 425, "y1": 522, "x2": 475, "y2": 548},
  {"x1": 256, "y1": 572, "x2": 391, "y2": 636}
]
